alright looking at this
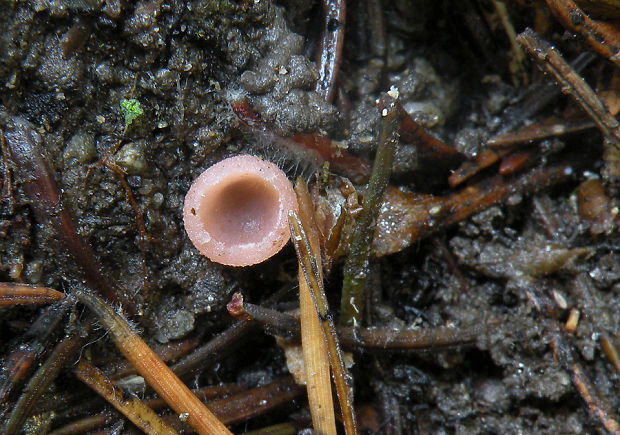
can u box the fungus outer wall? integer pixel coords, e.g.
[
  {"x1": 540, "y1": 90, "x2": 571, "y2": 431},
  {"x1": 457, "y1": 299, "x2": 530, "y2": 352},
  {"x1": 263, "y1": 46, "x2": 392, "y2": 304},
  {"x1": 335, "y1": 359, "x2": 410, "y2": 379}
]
[{"x1": 183, "y1": 155, "x2": 298, "y2": 266}]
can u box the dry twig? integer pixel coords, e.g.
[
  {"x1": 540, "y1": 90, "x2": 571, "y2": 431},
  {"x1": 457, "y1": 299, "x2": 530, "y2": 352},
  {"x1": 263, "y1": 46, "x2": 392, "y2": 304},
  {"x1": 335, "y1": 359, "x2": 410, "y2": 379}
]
[
  {"x1": 517, "y1": 28, "x2": 620, "y2": 150},
  {"x1": 227, "y1": 295, "x2": 495, "y2": 350}
]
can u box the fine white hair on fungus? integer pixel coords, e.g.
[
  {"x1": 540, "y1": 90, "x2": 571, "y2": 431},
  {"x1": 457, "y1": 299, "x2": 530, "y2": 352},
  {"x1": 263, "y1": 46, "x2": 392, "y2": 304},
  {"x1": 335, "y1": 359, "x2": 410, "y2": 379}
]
[
  {"x1": 183, "y1": 155, "x2": 299, "y2": 266},
  {"x1": 226, "y1": 90, "x2": 324, "y2": 181},
  {"x1": 243, "y1": 129, "x2": 323, "y2": 182}
]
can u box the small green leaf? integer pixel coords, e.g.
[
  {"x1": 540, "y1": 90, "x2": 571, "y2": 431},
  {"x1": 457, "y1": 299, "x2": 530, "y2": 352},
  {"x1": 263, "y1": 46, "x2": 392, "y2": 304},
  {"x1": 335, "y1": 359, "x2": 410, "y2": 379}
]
[{"x1": 120, "y1": 98, "x2": 143, "y2": 126}]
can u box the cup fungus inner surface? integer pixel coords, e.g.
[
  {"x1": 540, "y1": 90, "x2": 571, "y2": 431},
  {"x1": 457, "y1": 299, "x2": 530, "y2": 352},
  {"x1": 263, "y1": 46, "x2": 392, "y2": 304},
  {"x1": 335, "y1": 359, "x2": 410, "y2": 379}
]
[{"x1": 199, "y1": 174, "x2": 279, "y2": 245}]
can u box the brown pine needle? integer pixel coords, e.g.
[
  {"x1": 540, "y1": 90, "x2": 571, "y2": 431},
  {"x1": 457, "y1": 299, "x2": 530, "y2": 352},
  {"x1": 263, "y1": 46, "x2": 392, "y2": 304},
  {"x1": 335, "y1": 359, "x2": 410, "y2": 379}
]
[
  {"x1": 297, "y1": 266, "x2": 336, "y2": 435},
  {"x1": 291, "y1": 206, "x2": 336, "y2": 435},
  {"x1": 0, "y1": 282, "x2": 65, "y2": 306},
  {"x1": 77, "y1": 291, "x2": 232, "y2": 435},
  {"x1": 75, "y1": 360, "x2": 179, "y2": 435},
  {"x1": 290, "y1": 181, "x2": 358, "y2": 435},
  {"x1": 600, "y1": 335, "x2": 620, "y2": 377},
  {"x1": 3, "y1": 330, "x2": 85, "y2": 435}
]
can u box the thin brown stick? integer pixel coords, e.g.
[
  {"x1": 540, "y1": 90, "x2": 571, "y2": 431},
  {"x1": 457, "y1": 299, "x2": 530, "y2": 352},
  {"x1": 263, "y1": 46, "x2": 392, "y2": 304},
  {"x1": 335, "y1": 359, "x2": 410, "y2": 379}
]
[
  {"x1": 85, "y1": 76, "x2": 153, "y2": 311},
  {"x1": 171, "y1": 321, "x2": 255, "y2": 377},
  {"x1": 545, "y1": 0, "x2": 620, "y2": 66},
  {"x1": 170, "y1": 263, "x2": 295, "y2": 379},
  {"x1": 378, "y1": 92, "x2": 463, "y2": 167},
  {"x1": 0, "y1": 302, "x2": 71, "y2": 403},
  {"x1": 0, "y1": 282, "x2": 65, "y2": 306},
  {"x1": 0, "y1": 127, "x2": 15, "y2": 213},
  {"x1": 227, "y1": 293, "x2": 301, "y2": 341},
  {"x1": 102, "y1": 336, "x2": 200, "y2": 380},
  {"x1": 552, "y1": 334, "x2": 620, "y2": 434},
  {"x1": 48, "y1": 413, "x2": 116, "y2": 435},
  {"x1": 517, "y1": 28, "x2": 620, "y2": 150},
  {"x1": 2, "y1": 114, "x2": 131, "y2": 311},
  {"x1": 90, "y1": 154, "x2": 154, "y2": 312},
  {"x1": 117, "y1": 173, "x2": 151, "y2": 304},
  {"x1": 491, "y1": 0, "x2": 527, "y2": 86},
  {"x1": 74, "y1": 360, "x2": 179, "y2": 435},
  {"x1": 487, "y1": 116, "x2": 594, "y2": 148},
  {"x1": 3, "y1": 330, "x2": 87, "y2": 435},
  {"x1": 77, "y1": 291, "x2": 232, "y2": 435},
  {"x1": 146, "y1": 384, "x2": 245, "y2": 412},
  {"x1": 315, "y1": 0, "x2": 346, "y2": 102},
  {"x1": 338, "y1": 321, "x2": 492, "y2": 349},
  {"x1": 448, "y1": 148, "x2": 510, "y2": 187},
  {"x1": 495, "y1": 52, "x2": 595, "y2": 136},
  {"x1": 50, "y1": 384, "x2": 246, "y2": 435},
  {"x1": 366, "y1": 0, "x2": 385, "y2": 59},
  {"x1": 227, "y1": 296, "x2": 493, "y2": 350},
  {"x1": 571, "y1": 362, "x2": 620, "y2": 434},
  {"x1": 207, "y1": 376, "x2": 304, "y2": 425}
]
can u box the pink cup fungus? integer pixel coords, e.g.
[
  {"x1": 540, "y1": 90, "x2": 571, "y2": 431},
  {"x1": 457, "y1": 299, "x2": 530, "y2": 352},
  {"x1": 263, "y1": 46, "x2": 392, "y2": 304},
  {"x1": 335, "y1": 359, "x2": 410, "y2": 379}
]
[{"x1": 183, "y1": 155, "x2": 299, "y2": 266}]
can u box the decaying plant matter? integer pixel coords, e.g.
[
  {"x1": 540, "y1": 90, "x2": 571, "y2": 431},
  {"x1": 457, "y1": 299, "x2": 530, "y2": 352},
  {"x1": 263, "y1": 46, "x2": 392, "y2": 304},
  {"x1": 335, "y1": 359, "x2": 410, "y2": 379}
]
[{"x1": 1, "y1": 1, "x2": 619, "y2": 434}]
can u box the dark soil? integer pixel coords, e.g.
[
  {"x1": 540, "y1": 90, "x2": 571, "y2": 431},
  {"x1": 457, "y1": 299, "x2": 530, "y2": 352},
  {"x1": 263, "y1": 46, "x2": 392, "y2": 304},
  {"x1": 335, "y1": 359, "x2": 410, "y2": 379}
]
[{"x1": 0, "y1": 1, "x2": 618, "y2": 434}]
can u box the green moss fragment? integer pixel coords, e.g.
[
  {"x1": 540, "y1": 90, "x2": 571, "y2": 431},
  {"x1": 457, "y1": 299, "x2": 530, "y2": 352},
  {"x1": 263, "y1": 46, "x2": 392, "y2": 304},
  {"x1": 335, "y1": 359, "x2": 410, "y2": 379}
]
[{"x1": 120, "y1": 98, "x2": 143, "y2": 125}]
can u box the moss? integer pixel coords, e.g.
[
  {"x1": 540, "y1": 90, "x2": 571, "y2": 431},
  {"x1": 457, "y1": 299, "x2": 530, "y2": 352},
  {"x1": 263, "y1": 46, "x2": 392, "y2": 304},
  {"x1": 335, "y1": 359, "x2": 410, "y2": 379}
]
[{"x1": 120, "y1": 98, "x2": 143, "y2": 126}]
